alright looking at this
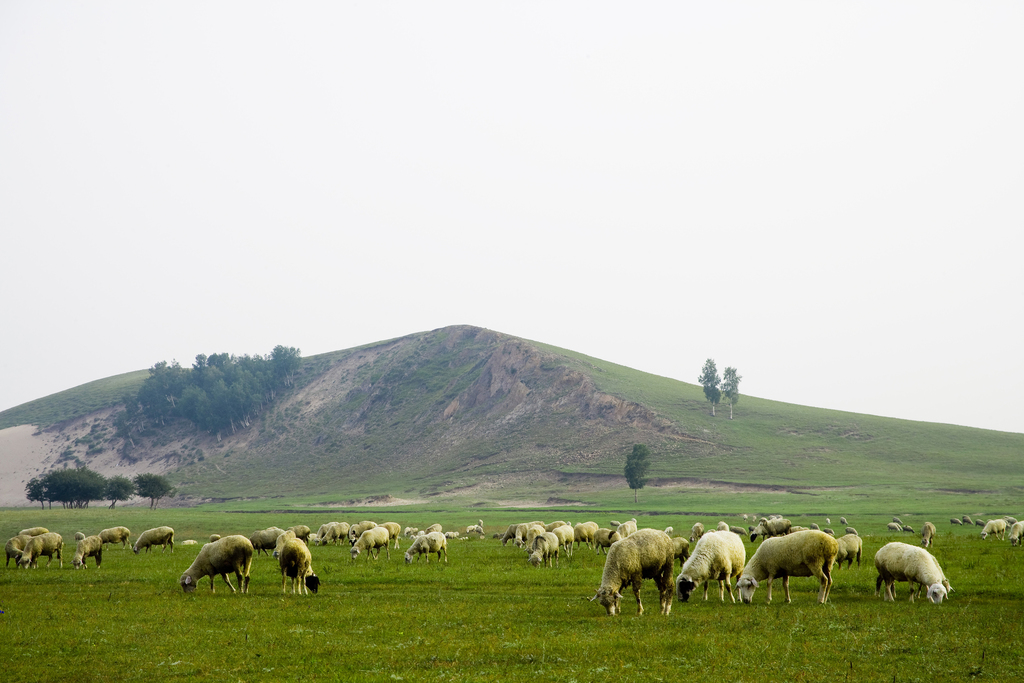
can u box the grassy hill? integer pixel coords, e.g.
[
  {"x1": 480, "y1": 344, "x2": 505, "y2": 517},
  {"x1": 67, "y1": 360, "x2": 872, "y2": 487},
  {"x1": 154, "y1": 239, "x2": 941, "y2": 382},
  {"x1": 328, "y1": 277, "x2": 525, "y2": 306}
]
[{"x1": 2, "y1": 325, "x2": 1021, "y2": 511}]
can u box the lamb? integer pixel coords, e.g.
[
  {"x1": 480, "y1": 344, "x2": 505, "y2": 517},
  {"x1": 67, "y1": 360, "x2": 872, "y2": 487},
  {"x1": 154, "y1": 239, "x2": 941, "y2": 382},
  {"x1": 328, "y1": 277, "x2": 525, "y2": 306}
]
[
  {"x1": 248, "y1": 527, "x2": 284, "y2": 556},
  {"x1": 981, "y1": 519, "x2": 1007, "y2": 540},
  {"x1": 873, "y1": 541, "x2": 951, "y2": 603},
  {"x1": 379, "y1": 522, "x2": 402, "y2": 549},
  {"x1": 5, "y1": 535, "x2": 32, "y2": 568},
  {"x1": 133, "y1": 526, "x2": 174, "y2": 554},
  {"x1": 405, "y1": 531, "x2": 447, "y2": 563},
  {"x1": 179, "y1": 535, "x2": 254, "y2": 594},
  {"x1": 528, "y1": 531, "x2": 560, "y2": 568},
  {"x1": 736, "y1": 530, "x2": 838, "y2": 604},
  {"x1": 594, "y1": 528, "x2": 621, "y2": 554},
  {"x1": 675, "y1": 530, "x2": 746, "y2": 603},
  {"x1": 550, "y1": 524, "x2": 575, "y2": 557},
  {"x1": 616, "y1": 519, "x2": 638, "y2": 538},
  {"x1": 351, "y1": 526, "x2": 391, "y2": 560},
  {"x1": 921, "y1": 522, "x2": 937, "y2": 548},
  {"x1": 286, "y1": 525, "x2": 312, "y2": 544},
  {"x1": 19, "y1": 527, "x2": 48, "y2": 537},
  {"x1": 573, "y1": 522, "x2": 599, "y2": 551},
  {"x1": 348, "y1": 521, "x2": 378, "y2": 544},
  {"x1": 277, "y1": 538, "x2": 319, "y2": 594},
  {"x1": 589, "y1": 528, "x2": 676, "y2": 615},
  {"x1": 833, "y1": 533, "x2": 863, "y2": 570},
  {"x1": 99, "y1": 526, "x2": 131, "y2": 549},
  {"x1": 72, "y1": 535, "x2": 104, "y2": 569},
  {"x1": 689, "y1": 522, "x2": 705, "y2": 543},
  {"x1": 949, "y1": 518, "x2": 963, "y2": 526},
  {"x1": 1009, "y1": 521, "x2": 1024, "y2": 547},
  {"x1": 18, "y1": 532, "x2": 64, "y2": 568}
]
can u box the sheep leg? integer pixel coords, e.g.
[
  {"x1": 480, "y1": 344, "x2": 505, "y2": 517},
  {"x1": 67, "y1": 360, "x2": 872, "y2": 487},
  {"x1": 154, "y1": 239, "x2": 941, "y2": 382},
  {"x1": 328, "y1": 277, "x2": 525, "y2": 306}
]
[
  {"x1": 783, "y1": 576, "x2": 792, "y2": 603},
  {"x1": 765, "y1": 577, "x2": 774, "y2": 604},
  {"x1": 220, "y1": 573, "x2": 237, "y2": 593},
  {"x1": 282, "y1": 573, "x2": 288, "y2": 594},
  {"x1": 631, "y1": 579, "x2": 644, "y2": 615}
]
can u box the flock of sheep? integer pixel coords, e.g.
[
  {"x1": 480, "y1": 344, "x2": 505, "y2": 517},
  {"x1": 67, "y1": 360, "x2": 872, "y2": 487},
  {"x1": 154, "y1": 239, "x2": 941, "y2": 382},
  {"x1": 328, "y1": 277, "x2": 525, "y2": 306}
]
[{"x1": 7, "y1": 512, "x2": 1021, "y2": 611}]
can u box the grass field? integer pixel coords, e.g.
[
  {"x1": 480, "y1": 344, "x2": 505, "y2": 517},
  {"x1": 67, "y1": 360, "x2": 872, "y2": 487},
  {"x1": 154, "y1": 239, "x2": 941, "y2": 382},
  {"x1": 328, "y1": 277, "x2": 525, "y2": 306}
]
[{"x1": 2, "y1": 506, "x2": 1022, "y2": 682}]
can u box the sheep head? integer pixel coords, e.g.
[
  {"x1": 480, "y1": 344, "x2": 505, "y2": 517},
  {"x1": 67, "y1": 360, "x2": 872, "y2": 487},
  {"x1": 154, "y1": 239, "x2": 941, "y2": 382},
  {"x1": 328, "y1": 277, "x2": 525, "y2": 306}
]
[
  {"x1": 180, "y1": 574, "x2": 197, "y2": 593},
  {"x1": 737, "y1": 577, "x2": 759, "y2": 604},
  {"x1": 926, "y1": 583, "x2": 947, "y2": 604},
  {"x1": 304, "y1": 574, "x2": 320, "y2": 594},
  {"x1": 675, "y1": 576, "x2": 698, "y2": 603},
  {"x1": 591, "y1": 587, "x2": 623, "y2": 615}
]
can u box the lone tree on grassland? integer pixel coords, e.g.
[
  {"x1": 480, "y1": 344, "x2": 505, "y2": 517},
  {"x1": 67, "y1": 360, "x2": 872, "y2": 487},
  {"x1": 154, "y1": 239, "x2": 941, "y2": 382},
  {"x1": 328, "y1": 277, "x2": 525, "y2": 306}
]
[
  {"x1": 105, "y1": 475, "x2": 137, "y2": 509},
  {"x1": 624, "y1": 443, "x2": 651, "y2": 504},
  {"x1": 721, "y1": 366, "x2": 742, "y2": 419},
  {"x1": 134, "y1": 473, "x2": 175, "y2": 509},
  {"x1": 698, "y1": 358, "x2": 721, "y2": 416}
]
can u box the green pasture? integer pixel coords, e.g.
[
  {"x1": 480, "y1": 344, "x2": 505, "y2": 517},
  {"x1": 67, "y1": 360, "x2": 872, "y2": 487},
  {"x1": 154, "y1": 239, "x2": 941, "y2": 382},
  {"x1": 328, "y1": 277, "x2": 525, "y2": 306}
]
[{"x1": 2, "y1": 506, "x2": 1023, "y2": 682}]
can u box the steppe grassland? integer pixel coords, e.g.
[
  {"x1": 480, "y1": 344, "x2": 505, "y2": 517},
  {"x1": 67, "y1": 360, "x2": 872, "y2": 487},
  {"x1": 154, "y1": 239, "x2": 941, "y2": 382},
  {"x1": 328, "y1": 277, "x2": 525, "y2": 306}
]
[{"x1": 2, "y1": 507, "x2": 1022, "y2": 682}]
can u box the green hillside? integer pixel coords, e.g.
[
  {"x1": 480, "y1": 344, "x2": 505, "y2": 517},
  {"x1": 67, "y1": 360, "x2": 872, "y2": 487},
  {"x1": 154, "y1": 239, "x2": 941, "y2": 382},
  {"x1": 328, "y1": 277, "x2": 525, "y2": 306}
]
[{"x1": 0, "y1": 369, "x2": 148, "y2": 430}]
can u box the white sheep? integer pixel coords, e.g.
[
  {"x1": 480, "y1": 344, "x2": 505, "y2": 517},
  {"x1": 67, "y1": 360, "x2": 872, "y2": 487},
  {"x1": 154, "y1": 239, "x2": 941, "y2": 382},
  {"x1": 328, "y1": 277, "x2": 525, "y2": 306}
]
[
  {"x1": 589, "y1": 528, "x2": 676, "y2": 615},
  {"x1": 209, "y1": 534, "x2": 221, "y2": 543},
  {"x1": 573, "y1": 522, "x2": 599, "y2": 551},
  {"x1": 1009, "y1": 521, "x2": 1024, "y2": 547},
  {"x1": 949, "y1": 518, "x2": 963, "y2": 526},
  {"x1": 886, "y1": 522, "x2": 903, "y2": 532},
  {"x1": 351, "y1": 526, "x2": 391, "y2": 560},
  {"x1": 18, "y1": 532, "x2": 64, "y2": 568},
  {"x1": 522, "y1": 524, "x2": 547, "y2": 548},
  {"x1": 974, "y1": 518, "x2": 986, "y2": 527},
  {"x1": 379, "y1": 522, "x2": 402, "y2": 549},
  {"x1": 921, "y1": 522, "x2": 937, "y2": 548},
  {"x1": 180, "y1": 535, "x2": 254, "y2": 594},
  {"x1": 278, "y1": 538, "x2": 319, "y2": 594},
  {"x1": 248, "y1": 527, "x2": 285, "y2": 556},
  {"x1": 873, "y1": 541, "x2": 951, "y2": 604},
  {"x1": 5, "y1": 535, "x2": 32, "y2": 568},
  {"x1": 716, "y1": 521, "x2": 730, "y2": 532},
  {"x1": 499, "y1": 524, "x2": 519, "y2": 546},
  {"x1": 981, "y1": 519, "x2": 1007, "y2": 540},
  {"x1": 528, "y1": 531, "x2": 560, "y2": 568},
  {"x1": 616, "y1": 519, "x2": 638, "y2": 538},
  {"x1": 465, "y1": 523, "x2": 485, "y2": 537},
  {"x1": 72, "y1": 535, "x2": 104, "y2": 569},
  {"x1": 444, "y1": 531, "x2": 461, "y2": 540},
  {"x1": 19, "y1": 527, "x2": 49, "y2": 537},
  {"x1": 550, "y1": 524, "x2": 575, "y2": 557},
  {"x1": 689, "y1": 522, "x2": 705, "y2": 543},
  {"x1": 833, "y1": 533, "x2": 863, "y2": 570},
  {"x1": 594, "y1": 528, "x2": 621, "y2": 554},
  {"x1": 286, "y1": 525, "x2": 312, "y2": 544},
  {"x1": 315, "y1": 522, "x2": 348, "y2": 546},
  {"x1": 840, "y1": 516, "x2": 848, "y2": 525},
  {"x1": 845, "y1": 526, "x2": 858, "y2": 537},
  {"x1": 736, "y1": 530, "x2": 838, "y2": 604},
  {"x1": 512, "y1": 521, "x2": 543, "y2": 546},
  {"x1": 74, "y1": 532, "x2": 86, "y2": 541},
  {"x1": 672, "y1": 536, "x2": 690, "y2": 569},
  {"x1": 423, "y1": 523, "x2": 444, "y2": 535},
  {"x1": 348, "y1": 521, "x2": 378, "y2": 545},
  {"x1": 99, "y1": 526, "x2": 131, "y2": 549},
  {"x1": 544, "y1": 521, "x2": 569, "y2": 532},
  {"x1": 675, "y1": 530, "x2": 746, "y2": 603},
  {"x1": 133, "y1": 527, "x2": 174, "y2": 554},
  {"x1": 180, "y1": 540, "x2": 198, "y2": 546},
  {"x1": 405, "y1": 532, "x2": 448, "y2": 563},
  {"x1": 750, "y1": 518, "x2": 792, "y2": 542}
]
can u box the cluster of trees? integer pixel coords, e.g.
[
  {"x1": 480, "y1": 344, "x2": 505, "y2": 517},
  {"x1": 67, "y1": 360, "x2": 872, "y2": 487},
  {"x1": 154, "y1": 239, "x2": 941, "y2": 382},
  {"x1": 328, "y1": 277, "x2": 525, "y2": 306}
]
[
  {"x1": 116, "y1": 345, "x2": 301, "y2": 444},
  {"x1": 25, "y1": 469, "x2": 175, "y2": 509},
  {"x1": 698, "y1": 359, "x2": 741, "y2": 418}
]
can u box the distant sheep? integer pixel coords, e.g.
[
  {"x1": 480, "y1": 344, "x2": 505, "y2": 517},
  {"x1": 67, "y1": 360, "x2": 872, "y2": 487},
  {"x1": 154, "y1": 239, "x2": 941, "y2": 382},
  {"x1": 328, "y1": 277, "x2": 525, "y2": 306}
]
[
  {"x1": 737, "y1": 530, "x2": 838, "y2": 604},
  {"x1": 845, "y1": 527, "x2": 859, "y2": 537},
  {"x1": 594, "y1": 528, "x2": 621, "y2": 554},
  {"x1": 809, "y1": 523, "x2": 820, "y2": 531},
  {"x1": 1004, "y1": 516, "x2": 1019, "y2": 526},
  {"x1": 949, "y1": 518, "x2": 962, "y2": 526},
  {"x1": 465, "y1": 523, "x2": 484, "y2": 537},
  {"x1": 729, "y1": 526, "x2": 746, "y2": 536},
  {"x1": 315, "y1": 522, "x2": 347, "y2": 546},
  {"x1": 528, "y1": 531, "x2": 560, "y2": 568},
  {"x1": 1009, "y1": 521, "x2": 1024, "y2": 547},
  {"x1": 209, "y1": 534, "x2": 222, "y2": 543},
  {"x1": 672, "y1": 536, "x2": 690, "y2": 569},
  {"x1": 589, "y1": 528, "x2": 676, "y2": 615},
  {"x1": 962, "y1": 515, "x2": 973, "y2": 525},
  {"x1": 544, "y1": 521, "x2": 569, "y2": 532},
  {"x1": 901, "y1": 525, "x2": 914, "y2": 534},
  {"x1": 716, "y1": 521, "x2": 730, "y2": 532},
  {"x1": 839, "y1": 517, "x2": 848, "y2": 525},
  {"x1": 750, "y1": 518, "x2": 792, "y2": 542},
  {"x1": 499, "y1": 524, "x2": 518, "y2": 546},
  {"x1": 974, "y1": 519, "x2": 986, "y2": 528},
  {"x1": 351, "y1": 526, "x2": 391, "y2": 560},
  {"x1": 921, "y1": 522, "x2": 937, "y2": 548},
  {"x1": 616, "y1": 519, "x2": 638, "y2": 538},
  {"x1": 834, "y1": 534, "x2": 863, "y2": 570},
  {"x1": 886, "y1": 522, "x2": 903, "y2": 532},
  {"x1": 181, "y1": 540, "x2": 198, "y2": 546},
  {"x1": 18, "y1": 532, "x2": 64, "y2": 569},
  {"x1": 248, "y1": 527, "x2": 284, "y2": 556},
  {"x1": 19, "y1": 527, "x2": 48, "y2": 537},
  {"x1": 286, "y1": 525, "x2": 312, "y2": 544},
  {"x1": 72, "y1": 535, "x2": 104, "y2": 569},
  {"x1": 822, "y1": 528, "x2": 835, "y2": 537},
  {"x1": 179, "y1": 535, "x2": 253, "y2": 594},
  {"x1": 981, "y1": 519, "x2": 1007, "y2": 541},
  {"x1": 676, "y1": 531, "x2": 746, "y2": 603},
  {"x1": 573, "y1": 522, "x2": 599, "y2": 551},
  {"x1": 405, "y1": 532, "x2": 448, "y2": 564},
  {"x1": 892, "y1": 516, "x2": 903, "y2": 525},
  {"x1": 424, "y1": 523, "x2": 443, "y2": 535},
  {"x1": 99, "y1": 526, "x2": 131, "y2": 549},
  {"x1": 874, "y1": 542, "x2": 951, "y2": 604},
  {"x1": 74, "y1": 532, "x2": 86, "y2": 541},
  {"x1": 278, "y1": 538, "x2": 319, "y2": 595},
  {"x1": 134, "y1": 527, "x2": 174, "y2": 555},
  {"x1": 689, "y1": 523, "x2": 705, "y2": 543}
]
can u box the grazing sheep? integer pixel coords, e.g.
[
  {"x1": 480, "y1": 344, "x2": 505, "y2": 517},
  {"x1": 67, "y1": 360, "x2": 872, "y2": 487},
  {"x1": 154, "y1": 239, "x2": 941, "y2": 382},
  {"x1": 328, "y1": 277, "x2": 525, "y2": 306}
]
[
  {"x1": 974, "y1": 518, "x2": 986, "y2": 527},
  {"x1": 544, "y1": 521, "x2": 569, "y2": 532},
  {"x1": 278, "y1": 538, "x2": 318, "y2": 595},
  {"x1": 74, "y1": 532, "x2": 86, "y2": 541},
  {"x1": 18, "y1": 532, "x2": 64, "y2": 568},
  {"x1": 822, "y1": 528, "x2": 835, "y2": 537},
  {"x1": 750, "y1": 518, "x2": 792, "y2": 542},
  {"x1": 949, "y1": 518, "x2": 962, "y2": 526},
  {"x1": 981, "y1": 519, "x2": 1007, "y2": 540},
  {"x1": 132, "y1": 527, "x2": 174, "y2": 555},
  {"x1": 5, "y1": 535, "x2": 33, "y2": 568},
  {"x1": 513, "y1": 522, "x2": 543, "y2": 546},
  {"x1": 99, "y1": 526, "x2": 131, "y2": 549},
  {"x1": 873, "y1": 542, "x2": 951, "y2": 604},
  {"x1": 672, "y1": 536, "x2": 691, "y2": 569},
  {"x1": 348, "y1": 521, "x2": 378, "y2": 544},
  {"x1": 845, "y1": 527, "x2": 859, "y2": 537},
  {"x1": 181, "y1": 540, "x2": 198, "y2": 546},
  {"x1": 424, "y1": 523, "x2": 444, "y2": 535},
  {"x1": 962, "y1": 515, "x2": 973, "y2": 525},
  {"x1": 789, "y1": 526, "x2": 809, "y2": 533},
  {"x1": 465, "y1": 524, "x2": 484, "y2": 537},
  {"x1": 1004, "y1": 516, "x2": 1018, "y2": 526},
  {"x1": 590, "y1": 528, "x2": 676, "y2": 616},
  {"x1": 594, "y1": 528, "x2": 621, "y2": 554},
  {"x1": 892, "y1": 517, "x2": 903, "y2": 525},
  {"x1": 729, "y1": 526, "x2": 746, "y2": 536},
  {"x1": 716, "y1": 521, "x2": 730, "y2": 532},
  {"x1": 689, "y1": 522, "x2": 705, "y2": 543},
  {"x1": 616, "y1": 519, "x2": 638, "y2": 538},
  {"x1": 286, "y1": 525, "x2": 312, "y2": 544},
  {"x1": 72, "y1": 535, "x2": 104, "y2": 569},
  {"x1": 840, "y1": 517, "x2": 848, "y2": 525},
  {"x1": 499, "y1": 524, "x2": 519, "y2": 546},
  {"x1": 248, "y1": 527, "x2": 284, "y2": 556},
  {"x1": 921, "y1": 522, "x2": 937, "y2": 548},
  {"x1": 664, "y1": 526, "x2": 674, "y2": 535},
  {"x1": 550, "y1": 524, "x2": 575, "y2": 557},
  {"x1": 833, "y1": 534, "x2": 863, "y2": 570},
  {"x1": 901, "y1": 525, "x2": 914, "y2": 534},
  {"x1": 179, "y1": 535, "x2": 254, "y2": 594},
  {"x1": 19, "y1": 527, "x2": 49, "y2": 537},
  {"x1": 522, "y1": 524, "x2": 547, "y2": 547},
  {"x1": 675, "y1": 531, "x2": 746, "y2": 603},
  {"x1": 403, "y1": 526, "x2": 420, "y2": 538},
  {"x1": 351, "y1": 526, "x2": 391, "y2": 560},
  {"x1": 378, "y1": 522, "x2": 402, "y2": 549},
  {"x1": 886, "y1": 522, "x2": 903, "y2": 532},
  {"x1": 209, "y1": 534, "x2": 221, "y2": 543},
  {"x1": 272, "y1": 530, "x2": 298, "y2": 557},
  {"x1": 809, "y1": 523, "x2": 820, "y2": 531},
  {"x1": 737, "y1": 530, "x2": 838, "y2": 605},
  {"x1": 405, "y1": 532, "x2": 448, "y2": 563},
  {"x1": 573, "y1": 522, "x2": 599, "y2": 551},
  {"x1": 315, "y1": 522, "x2": 348, "y2": 546},
  {"x1": 528, "y1": 531, "x2": 560, "y2": 568},
  {"x1": 609, "y1": 520, "x2": 622, "y2": 529},
  {"x1": 1008, "y1": 521, "x2": 1024, "y2": 547}
]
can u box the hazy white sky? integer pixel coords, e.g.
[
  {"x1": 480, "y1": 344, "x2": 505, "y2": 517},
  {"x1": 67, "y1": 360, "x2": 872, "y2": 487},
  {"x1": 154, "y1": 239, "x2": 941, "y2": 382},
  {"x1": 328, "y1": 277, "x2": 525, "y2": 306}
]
[{"x1": 2, "y1": 2, "x2": 1022, "y2": 434}]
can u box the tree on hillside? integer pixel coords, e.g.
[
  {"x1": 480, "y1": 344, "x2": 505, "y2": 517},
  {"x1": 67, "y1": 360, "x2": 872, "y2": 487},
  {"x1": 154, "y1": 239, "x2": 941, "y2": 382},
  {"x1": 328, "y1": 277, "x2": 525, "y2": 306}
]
[
  {"x1": 721, "y1": 366, "x2": 742, "y2": 419},
  {"x1": 134, "y1": 473, "x2": 175, "y2": 509},
  {"x1": 624, "y1": 443, "x2": 651, "y2": 504},
  {"x1": 698, "y1": 358, "x2": 721, "y2": 416},
  {"x1": 42, "y1": 467, "x2": 107, "y2": 508},
  {"x1": 105, "y1": 475, "x2": 136, "y2": 509}
]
